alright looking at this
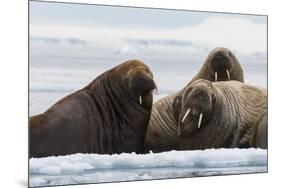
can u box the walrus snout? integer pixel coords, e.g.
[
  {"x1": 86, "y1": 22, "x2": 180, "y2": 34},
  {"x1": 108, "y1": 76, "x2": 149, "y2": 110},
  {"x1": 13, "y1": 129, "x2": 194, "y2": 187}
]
[
  {"x1": 178, "y1": 85, "x2": 213, "y2": 136},
  {"x1": 128, "y1": 69, "x2": 156, "y2": 111},
  {"x1": 209, "y1": 48, "x2": 234, "y2": 82},
  {"x1": 122, "y1": 60, "x2": 156, "y2": 107},
  {"x1": 129, "y1": 72, "x2": 156, "y2": 95}
]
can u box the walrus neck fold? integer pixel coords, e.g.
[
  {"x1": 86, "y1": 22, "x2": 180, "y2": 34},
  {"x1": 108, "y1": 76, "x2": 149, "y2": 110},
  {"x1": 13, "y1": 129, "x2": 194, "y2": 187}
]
[
  {"x1": 85, "y1": 71, "x2": 150, "y2": 154},
  {"x1": 209, "y1": 85, "x2": 241, "y2": 147}
]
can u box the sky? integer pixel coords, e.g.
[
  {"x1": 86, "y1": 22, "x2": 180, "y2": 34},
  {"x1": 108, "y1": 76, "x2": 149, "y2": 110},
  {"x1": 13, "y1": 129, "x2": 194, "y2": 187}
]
[
  {"x1": 29, "y1": 1, "x2": 266, "y2": 28},
  {"x1": 29, "y1": 1, "x2": 267, "y2": 57}
]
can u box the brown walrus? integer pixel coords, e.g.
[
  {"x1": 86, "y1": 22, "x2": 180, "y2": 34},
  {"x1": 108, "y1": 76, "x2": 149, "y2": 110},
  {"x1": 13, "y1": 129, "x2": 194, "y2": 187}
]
[
  {"x1": 30, "y1": 60, "x2": 156, "y2": 158},
  {"x1": 176, "y1": 79, "x2": 267, "y2": 150},
  {"x1": 144, "y1": 48, "x2": 244, "y2": 152},
  {"x1": 190, "y1": 47, "x2": 244, "y2": 83}
]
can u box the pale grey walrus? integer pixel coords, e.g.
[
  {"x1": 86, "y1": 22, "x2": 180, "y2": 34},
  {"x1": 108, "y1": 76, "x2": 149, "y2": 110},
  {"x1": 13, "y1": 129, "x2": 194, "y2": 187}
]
[
  {"x1": 176, "y1": 79, "x2": 267, "y2": 150},
  {"x1": 30, "y1": 60, "x2": 156, "y2": 158},
  {"x1": 144, "y1": 47, "x2": 244, "y2": 152}
]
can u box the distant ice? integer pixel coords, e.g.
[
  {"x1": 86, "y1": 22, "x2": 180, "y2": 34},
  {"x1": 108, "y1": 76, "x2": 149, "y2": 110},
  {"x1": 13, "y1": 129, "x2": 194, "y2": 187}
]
[{"x1": 29, "y1": 148, "x2": 267, "y2": 187}]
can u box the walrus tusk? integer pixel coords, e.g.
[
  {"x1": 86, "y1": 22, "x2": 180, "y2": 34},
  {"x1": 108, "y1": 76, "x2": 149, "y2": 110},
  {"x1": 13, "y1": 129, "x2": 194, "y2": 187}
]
[
  {"x1": 139, "y1": 95, "x2": 142, "y2": 105},
  {"x1": 226, "y1": 69, "x2": 230, "y2": 80},
  {"x1": 181, "y1": 108, "x2": 191, "y2": 123},
  {"x1": 215, "y1": 72, "x2": 218, "y2": 82},
  {"x1": 198, "y1": 113, "x2": 203, "y2": 128}
]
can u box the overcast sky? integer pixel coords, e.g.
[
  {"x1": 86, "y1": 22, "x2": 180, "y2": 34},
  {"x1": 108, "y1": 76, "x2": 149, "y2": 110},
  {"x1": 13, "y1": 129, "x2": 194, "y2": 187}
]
[
  {"x1": 30, "y1": 1, "x2": 266, "y2": 28},
  {"x1": 29, "y1": 1, "x2": 267, "y2": 58}
]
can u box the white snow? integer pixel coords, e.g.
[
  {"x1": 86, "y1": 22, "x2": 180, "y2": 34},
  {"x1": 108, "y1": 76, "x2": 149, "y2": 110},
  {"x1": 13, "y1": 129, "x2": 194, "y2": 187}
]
[
  {"x1": 29, "y1": 148, "x2": 267, "y2": 187},
  {"x1": 38, "y1": 166, "x2": 62, "y2": 175}
]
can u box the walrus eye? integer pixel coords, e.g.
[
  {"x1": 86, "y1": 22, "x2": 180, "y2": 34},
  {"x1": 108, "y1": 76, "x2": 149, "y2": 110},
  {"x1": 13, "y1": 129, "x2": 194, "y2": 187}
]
[{"x1": 228, "y1": 51, "x2": 232, "y2": 57}]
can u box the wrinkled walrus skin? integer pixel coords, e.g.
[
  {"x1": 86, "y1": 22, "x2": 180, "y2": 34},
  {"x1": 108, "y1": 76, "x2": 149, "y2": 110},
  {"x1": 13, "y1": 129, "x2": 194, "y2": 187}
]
[
  {"x1": 177, "y1": 80, "x2": 267, "y2": 150},
  {"x1": 144, "y1": 48, "x2": 245, "y2": 152},
  {"x1": 30, "y1": 60, "x2": 156, "y2": 158}
]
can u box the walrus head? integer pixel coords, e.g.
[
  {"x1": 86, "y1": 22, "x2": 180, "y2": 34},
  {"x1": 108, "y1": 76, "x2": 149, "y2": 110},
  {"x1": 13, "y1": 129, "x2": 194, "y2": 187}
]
[
  {"x1": 84, "y1": 60, "x2": 156, "y2": 154},
  {"x1": 118, "y1": 60, "x2": 157, "y2": 112},
  {"x1": 87, "y1": 59, "x2": 156, "y2": 114},
  {"x1": 173, "y1": 79, "x2": 217, "y2": 136},
  {"x1": 206, "y1": 47, "x2": 242, "y2": 82}
]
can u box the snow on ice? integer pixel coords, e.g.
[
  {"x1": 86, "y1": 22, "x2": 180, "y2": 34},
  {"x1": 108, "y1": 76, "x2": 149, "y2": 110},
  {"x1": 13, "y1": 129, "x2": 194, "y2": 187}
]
[{"x1": 29, "y1": 148, "x2": 267, "y2": 187}]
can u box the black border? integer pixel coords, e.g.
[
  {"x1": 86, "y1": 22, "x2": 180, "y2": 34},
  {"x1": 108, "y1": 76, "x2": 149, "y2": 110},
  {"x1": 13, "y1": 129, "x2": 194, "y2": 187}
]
[{"x1": 28, "y1": 0, "x2": 269, "y2": 187}]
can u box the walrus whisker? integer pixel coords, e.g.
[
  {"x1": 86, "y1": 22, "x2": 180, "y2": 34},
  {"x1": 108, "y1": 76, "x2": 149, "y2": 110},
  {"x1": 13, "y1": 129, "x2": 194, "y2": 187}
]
[
  {"x1": 139, "y1": 95, "x2": 142, "y2": 105},
  {"x1": 181, "y1": 108, "x2": 191, "y2": 123},
  {"x1": 198, "y1": 113, "x2": 203, "y2": 129},
  {"x1": 226, "y1": 69, "x2": 230, "y2": 80},
  {"x1": 215, "y1": 72, "x2": 218, "y2": 82}
]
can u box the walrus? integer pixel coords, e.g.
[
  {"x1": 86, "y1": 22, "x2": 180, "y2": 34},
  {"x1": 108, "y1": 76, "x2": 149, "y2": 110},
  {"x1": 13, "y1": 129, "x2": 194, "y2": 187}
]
[
  {"x1": 30, "y1": 60, "x2": 156, "y2": 158},
  {"x1": 190, "y1": 47, "x2": 244, "y2": 83},
  {"x1": 176, "y1": 79, "x2": 267, "y2": 150},
  {"x1": 144, "y1": 48, "x2": 244, "y2": 152}
]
